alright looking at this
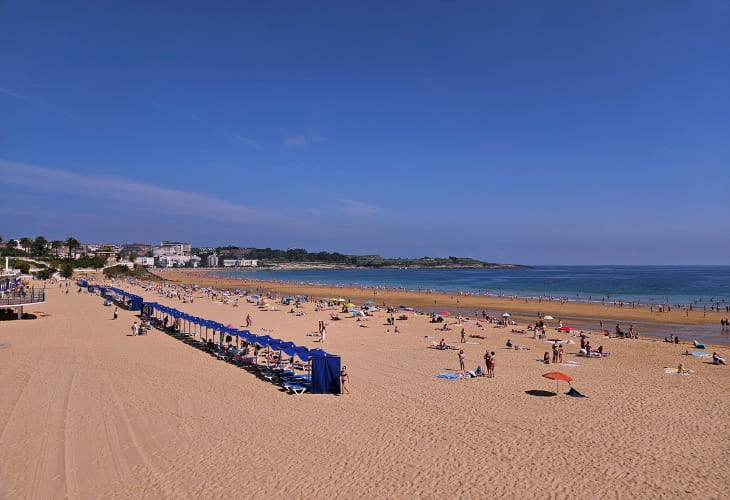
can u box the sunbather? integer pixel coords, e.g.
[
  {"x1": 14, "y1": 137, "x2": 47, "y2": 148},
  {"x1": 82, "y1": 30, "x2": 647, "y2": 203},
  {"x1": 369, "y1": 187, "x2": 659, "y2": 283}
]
[{"x1": 713, "y1": 352, "x2": 726, "y2": 365}]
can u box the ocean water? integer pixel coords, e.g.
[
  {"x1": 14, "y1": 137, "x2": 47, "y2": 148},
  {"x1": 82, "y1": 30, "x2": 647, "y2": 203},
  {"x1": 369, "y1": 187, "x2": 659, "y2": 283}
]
[
  {"x1": 212, "y1": 266, "x2": 730, "y2": 345},
  {"x1": 214, "y1": 266, "x2": 729, "y2": 307}
]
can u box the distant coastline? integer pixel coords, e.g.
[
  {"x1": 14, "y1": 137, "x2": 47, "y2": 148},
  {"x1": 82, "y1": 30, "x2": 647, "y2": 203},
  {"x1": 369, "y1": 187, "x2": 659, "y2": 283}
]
[{"x1": 203, "y1": 262, "x2": 530, "y2": 271}]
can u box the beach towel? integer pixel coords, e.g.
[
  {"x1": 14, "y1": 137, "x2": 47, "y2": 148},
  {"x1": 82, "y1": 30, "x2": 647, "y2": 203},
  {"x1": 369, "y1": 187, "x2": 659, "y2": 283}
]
[
  {"x1": 664, "y1": 368, "x2": 695, "y2": 375},
  {"x1": 692, "y1": 352, "x2": 712, "y2": 358},
  {"x1": 561, "y1": 362, "x2": 581, "y2": 367},
  {"x1": 434, "y1": 373, "x2": 469, "y2": 380},
  {"x1": 464, "y1": 341, "x2": 480, "y2": 345},
  {"x1": 566, "y1": 387, "x2": 587, "y2": 398}
]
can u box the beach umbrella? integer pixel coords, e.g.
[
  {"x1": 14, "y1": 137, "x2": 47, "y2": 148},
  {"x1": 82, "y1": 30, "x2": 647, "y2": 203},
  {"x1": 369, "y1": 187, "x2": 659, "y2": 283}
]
[
  {"x1": 346, "y1": 303, "x2": 356, "y2": 308},
  {"x1": 542, "y1": 371, "x2": 573, "y2": 393},
  {"x1": 544, "y1": 315, "x2": 554, "y2": 320},
  {"x1": 502, "y1": 312, "x2": 511, "y2": 317}
]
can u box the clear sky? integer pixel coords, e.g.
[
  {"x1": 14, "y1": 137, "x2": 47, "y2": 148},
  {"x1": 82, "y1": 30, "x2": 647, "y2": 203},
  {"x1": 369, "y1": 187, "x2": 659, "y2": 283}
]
[{"x1": 1, "y1": 0, "x2": 728, "y2": 265}]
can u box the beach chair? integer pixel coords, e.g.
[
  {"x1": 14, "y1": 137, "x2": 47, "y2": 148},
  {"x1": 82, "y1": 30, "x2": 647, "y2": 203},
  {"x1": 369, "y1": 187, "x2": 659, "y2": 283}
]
[{"x1": 281, "y1": 381, "x2": 310, "y2": 394}]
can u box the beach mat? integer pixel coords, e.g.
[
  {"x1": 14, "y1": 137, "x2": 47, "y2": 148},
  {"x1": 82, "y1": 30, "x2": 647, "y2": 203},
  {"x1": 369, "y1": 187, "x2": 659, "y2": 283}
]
[{"x1": 691, "y1": 352, "x2": 712, "y2": 358}]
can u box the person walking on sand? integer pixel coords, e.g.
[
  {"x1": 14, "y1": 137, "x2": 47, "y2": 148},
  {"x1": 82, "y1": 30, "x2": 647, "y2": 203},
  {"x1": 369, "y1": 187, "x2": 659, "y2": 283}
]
[
  {"x1": 458, "y1": 349, "x2": 465, "y2": 372},
  {"x1": 320, "y1": 325, "x2": 326, "y2": 343},
  {"x1": 340, "y1": 365, "x2": 349, "y2": 394},
  {"x1": 113, "y1": 307, "x2": 118, "y2": 320},
  {"x1": 131, "y1": 321, "x2": 139, "y2": 336},
  {"x1": 460, "y1": 328, "x2": 466, "y2": 343},
  {"x1": 245, "y1": 314, "x2": 253, "y2": 328}
]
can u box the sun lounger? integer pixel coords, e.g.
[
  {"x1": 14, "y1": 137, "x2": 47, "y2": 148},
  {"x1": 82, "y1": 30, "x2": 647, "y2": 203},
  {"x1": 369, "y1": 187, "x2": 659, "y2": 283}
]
[{"x1": 282, "y1": 382, "x2": 310, "y2": 394}]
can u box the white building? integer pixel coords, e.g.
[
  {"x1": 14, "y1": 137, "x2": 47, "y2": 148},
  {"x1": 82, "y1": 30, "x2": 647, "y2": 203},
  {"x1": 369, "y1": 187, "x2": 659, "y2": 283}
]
[
  {"x1": 135, "y1": 257, "x2": 156, "y2": 267},
  {"x1": 152, "y1": 241, "x2": 191, "y2": 258},
  {"x1": 206, "y1": 254, "x2": 219, "y2": 267},
  {"x1": 221, "y1": 259, "x2": 258, "y2": 268}
]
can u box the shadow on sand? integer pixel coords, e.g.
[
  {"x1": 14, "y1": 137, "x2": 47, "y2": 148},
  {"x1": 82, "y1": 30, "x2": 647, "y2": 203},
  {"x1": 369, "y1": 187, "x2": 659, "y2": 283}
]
[{"x1": 525, "y1": 389, "x2": 557, "y2": 397}]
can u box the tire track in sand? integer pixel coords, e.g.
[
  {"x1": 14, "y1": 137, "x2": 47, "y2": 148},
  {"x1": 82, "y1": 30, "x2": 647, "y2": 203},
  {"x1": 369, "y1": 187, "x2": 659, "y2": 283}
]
[
  {"x1": 28, "y1": 370, "x2": 74, "y2": 500},
  {"x1": 99, "y1": 372, "x2": 163, "y2": 496}
]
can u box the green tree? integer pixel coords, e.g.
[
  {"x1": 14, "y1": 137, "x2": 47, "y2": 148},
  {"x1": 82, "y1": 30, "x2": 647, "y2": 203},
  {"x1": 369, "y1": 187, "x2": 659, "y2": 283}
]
[
  {"x1": 19, "y1": 237, "x2": 33, "y2": 254},
  {"x1": 9, "y1": 259, "x2": 31, "y2": 274},
  {"x1": 65, "y1": 237, "x2": 80, "y2": 258},
  {"x1": 32, "y1": 236, "x2": 49, "y2": 257},
  {"x1": 60, "y1": 262, "x2": 74, "y2": 279},
  {"x1": 6, "y1": 239, "x2": 17, "y2": 250}
]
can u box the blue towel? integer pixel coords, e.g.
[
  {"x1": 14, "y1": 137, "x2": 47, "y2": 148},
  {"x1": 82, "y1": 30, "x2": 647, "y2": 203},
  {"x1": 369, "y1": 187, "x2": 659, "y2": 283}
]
[{"x1": 434, "y1": 373, "x2": 460, "y2": 380}]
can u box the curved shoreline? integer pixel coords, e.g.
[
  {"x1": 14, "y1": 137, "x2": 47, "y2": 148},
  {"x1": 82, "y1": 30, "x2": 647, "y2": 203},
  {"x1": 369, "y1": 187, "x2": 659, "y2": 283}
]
[{"x1": 151, "y1": 269, "x2": 727, "y2": 331}]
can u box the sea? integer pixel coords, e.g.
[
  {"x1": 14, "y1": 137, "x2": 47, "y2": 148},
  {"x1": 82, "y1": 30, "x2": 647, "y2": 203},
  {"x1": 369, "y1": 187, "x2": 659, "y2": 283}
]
[{"x1": 211, "y1": 266, "x2": 730, "y2": 345}]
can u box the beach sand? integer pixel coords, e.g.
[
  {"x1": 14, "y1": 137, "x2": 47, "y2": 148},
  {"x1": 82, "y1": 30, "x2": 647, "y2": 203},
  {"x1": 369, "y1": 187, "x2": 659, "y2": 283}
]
[{"x1": 1, "y1": 277, "x2": 728, "y2": 499}]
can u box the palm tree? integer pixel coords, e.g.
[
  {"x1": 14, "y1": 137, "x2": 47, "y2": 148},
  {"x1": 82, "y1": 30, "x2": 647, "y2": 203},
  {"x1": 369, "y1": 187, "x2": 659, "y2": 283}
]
[
  {"x1": 51, "y1": 240, "x2": 63, "y2": 258},
  {"x1": 19, "y1": 237, "x2": 33, "y2": 254},
  {"x1": 65, "y1": 237, "x2": 80, "y2": 259},
  {"x1": 32, "y1": 236, "x2": 49, "y2": 257}
]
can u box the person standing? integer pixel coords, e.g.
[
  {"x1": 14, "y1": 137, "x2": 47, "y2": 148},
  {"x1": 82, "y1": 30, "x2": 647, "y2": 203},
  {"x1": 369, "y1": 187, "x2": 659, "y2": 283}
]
[
  {"x1": 340, "y1": 365, "x2": 349, "y2": 394},
  {"x1": 113, "y1": 307, "x2": 118, "y2": 320},
  {"x1": 484, "y1": 350, "x2": 492, "y2": 376},
  {"x1": 131, "y1": 321, "x2": 139, "y2": 336},
  {"x1": 320, "y1": 325, "x2": 326, "y2": 343},
  {"x1": 488, "y1": 352, "x2": 496, "y2": 377},
  {"x1": 245, "y1": 314, "x2": 253, "y2": 328},
  {"x1": 458, "y1": 349, "x2": 465, "y2": 371}
]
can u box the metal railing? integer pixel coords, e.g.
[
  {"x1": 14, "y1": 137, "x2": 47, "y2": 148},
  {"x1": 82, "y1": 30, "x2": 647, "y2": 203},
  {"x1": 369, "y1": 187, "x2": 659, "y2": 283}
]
[{"x1": 0, "y1": 288, "x2": 46, "y2": 306}]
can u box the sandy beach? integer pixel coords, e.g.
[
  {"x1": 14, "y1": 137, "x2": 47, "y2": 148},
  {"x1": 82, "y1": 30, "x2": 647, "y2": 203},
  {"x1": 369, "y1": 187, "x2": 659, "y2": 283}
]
[{"x1": 1, "y1": 275, "x2": 728, "y2": 499}]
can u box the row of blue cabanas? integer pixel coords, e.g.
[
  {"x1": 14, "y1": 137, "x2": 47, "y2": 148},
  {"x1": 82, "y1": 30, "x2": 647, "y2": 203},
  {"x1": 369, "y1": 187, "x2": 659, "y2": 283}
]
[
  {"x1": 144, "y1": 301, "x2": 332, "y2": 361},
  {"x1": 142, "y1": 301, "x2": 342, "y2": 394},
  {"x1": 78, "y1": 280, "x2": 144, "y2": 310},
  {"x1": 79, "y1": 281, "x2": 341, "y2": 393}
]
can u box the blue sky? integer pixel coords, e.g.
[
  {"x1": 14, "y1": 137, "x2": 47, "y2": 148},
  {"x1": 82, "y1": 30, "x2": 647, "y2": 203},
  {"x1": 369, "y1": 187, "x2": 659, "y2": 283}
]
[{"x1": 1, "y1": 0, "x2": 728, "y2": 265}]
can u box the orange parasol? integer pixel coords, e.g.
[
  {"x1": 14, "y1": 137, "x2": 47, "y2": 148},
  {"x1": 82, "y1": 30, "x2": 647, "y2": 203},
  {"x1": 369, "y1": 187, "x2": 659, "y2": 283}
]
[{"x1": 542, "y1": 371, "x2": 573, "y2": 393}]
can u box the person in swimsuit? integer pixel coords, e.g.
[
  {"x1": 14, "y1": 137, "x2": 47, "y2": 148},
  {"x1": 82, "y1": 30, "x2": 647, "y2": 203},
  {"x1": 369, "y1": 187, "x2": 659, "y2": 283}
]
[
  {"x1": 488, "y1": 352, "x2": 496, "y2": 377},
  {"x1": 340, "y1": 366, "x2": 349, "y2": 394},
  {"x1": 458, "y1": 349, "x2": 465, "y2": 371}
]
